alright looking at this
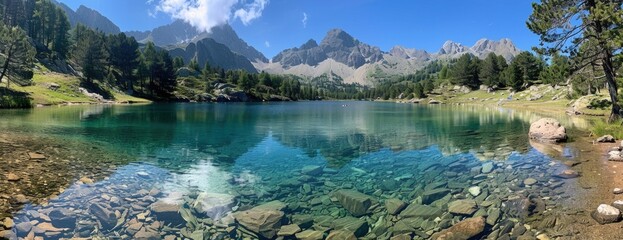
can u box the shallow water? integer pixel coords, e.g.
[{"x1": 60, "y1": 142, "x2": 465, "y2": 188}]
[{"x1": 0, "y1": 102, "x2": 582, "y2": 239}]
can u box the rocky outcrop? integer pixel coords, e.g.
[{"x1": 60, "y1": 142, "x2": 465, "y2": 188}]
[{"x1": 528, "y1": 118, "x2": 567, "y2": 143}]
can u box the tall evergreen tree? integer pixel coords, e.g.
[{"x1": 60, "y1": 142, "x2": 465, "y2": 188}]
[
  {"x1": 108, "y1": 33, "x2": 139, "y2": 90},
  {"x1": 540, "y1": 52, "x2": 572, "y2": 86},
  {"x1": 72, "y1": 27, "x2": 108, "y2": 82},
  {"x1": 528, "y1": 0, "x2": 623, "y2": 120},
  {"x1": 52, "y1": 7, "x2": 70, "y2": 59},
  {"x1": 451, "y1": 54, "x2": 481, "y2": 89},
  {"x1": 481, "y1": 53, "x2": 501, "y2": 87},
  {"x1": 0, "y1": 23, "x2": 36, "y2": 88}
]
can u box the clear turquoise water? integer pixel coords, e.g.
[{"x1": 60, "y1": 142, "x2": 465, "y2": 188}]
[{"x1": 0, "y1": 102, "x2": 573, "y2": 239}]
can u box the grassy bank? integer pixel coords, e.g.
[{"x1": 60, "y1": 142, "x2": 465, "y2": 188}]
[{"x1": 1, "y1": 65, "x2": 149, "y2": 108}]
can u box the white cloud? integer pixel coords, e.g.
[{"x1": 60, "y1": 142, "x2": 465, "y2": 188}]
[
  {"x1": 151, "y1": 0, "x2": 269, "y2": 32},
  {"x1": 234, "y1": 0, "x2": 268, "y2": 26},
  {"x1": 302, "y1": 12, "x2": 307, "y2": 28},
  {"x1": 264, "y1": 41, "x2": 270, "y2": 48}
]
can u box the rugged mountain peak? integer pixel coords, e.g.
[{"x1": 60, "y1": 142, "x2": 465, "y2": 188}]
[
  {"x1": 321, "y1": 29, "x2": 357, "y2": 49},
  {"x1": 390, "y1": 46, "x2": 430, "y2": 61},
  {"x1": 439, "y1": 40, "x2": 467, "y2": 55},
  {"x1": 53, "y1": 2, "x2": 121, "y2": 34},
  {"x1": 300, "y1": 39, "x2": 318, "y2": 50},
  {"x1": 470, "y1": 38, "x2": 520, "y2": 60}
]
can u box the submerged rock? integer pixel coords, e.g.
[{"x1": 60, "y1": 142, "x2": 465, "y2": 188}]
[
  {"x1": 331, "y1": 216, "x2": 368, "y2": 237},
  {"x1": 468, "y1": 186, "x2": 481, "y2": 197},
  {"x1": 49, "y1": 208, "x2": 77, "y2": 228},
  {"x1": 233, "y1": 203, "x2": 285, "y2": 239},
  {"x1": 88, "y1": 203, "x2": 116, "y2": 230},
  {"x1": 295, "y1": 230, "x2": 324, "y2": 240},
  {"x1": 150, "y1": 200, "x2": 184, "y2": 226},
  {"x1": 422, "y1": 188, "x2": 450, "y2": 204},
  {"x1": 277, "y1": 224, "x2": 301, "y2": 237},
  {"x1": 591, "y1": 204, "x2": 621, "y2": 224},
  {"x1": 333, "y1": 189, "x2": 374, "y2": 217},
  {"x1": 556, "y1": 169, "x2": 579, "y2": 179},
  {"x1": 400, "y1": 204, "x2": 443, "y2": 219},
  {"x1": 327, "y1": 230, "x2": 357, "y2": 240},
  {"x1": 385, "y1": 198, "x2": 407, "y2": 215},
  {"x1": 192, "y1": 192, "x2": 235, "y2": 220},
  {"x1": 528, "y1": 118, "x2": 567, "y2": 143},
  {"x1": 301, "y1": 165, "x2": 323, "y2": 175},
  {"x1": 448, "y1": 199, "x2": 478, "y2": 215},
  {"x1": 432, "y1": 216, "x2": 485, "y2": 240}
]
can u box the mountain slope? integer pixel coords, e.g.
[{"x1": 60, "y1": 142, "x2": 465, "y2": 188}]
[
  {"x1": 273, "y1": 29, "x2": 383, "y2": 69},
  {"x1": 54, "y1": 2, "x2": 120, "y2": 34},
  {"x1": 169, "y1": 38, "x2": 257, "y2": 73},
  {"x1": 126, "y1": 21, "x2": 268, "y2": 63}
]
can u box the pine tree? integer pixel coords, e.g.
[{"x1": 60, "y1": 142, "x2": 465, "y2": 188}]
[
  {"x1": 528, "y1": 0, "x2": 623, "y2": 120},
  {"x1": 480, "y1": 53, "x2": 501, "y2": 87},
  {"x1": 52, "y1": 7, "x2": 70, "y2": 59},
  {"x1": 108, "y1": 33, "x2": 139, "y2": 90},
  {"x1": 504, "y1": 63, "x2": 524, "y2": 91},
  {"x1": 188, "y1": 58, "x2": 200, "y2": 72},
  {"x1": 540, "y1": 52, "x2": 572, "y2": 86},
  {"x1": 72, "y1": 27, "x2": 108, "y2": 82},
  {"x1": 451, "y1": 54, "x2": 481, "y2": 89},
  {"x1": 0, "y1": 23, "x2": 36, "y2": 89}
]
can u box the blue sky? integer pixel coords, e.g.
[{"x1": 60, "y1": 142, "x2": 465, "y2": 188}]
[{"x1": 58, "y1": 0, "x2": 539, "y2": 59}]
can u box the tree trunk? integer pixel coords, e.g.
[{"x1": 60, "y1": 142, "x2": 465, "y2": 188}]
[{"x1": 602, "y1": 53, "x2": 621, "y2": 122}]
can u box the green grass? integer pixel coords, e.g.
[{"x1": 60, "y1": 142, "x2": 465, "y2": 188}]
[
  {"x1": 7, "y1": 68, "x2": 150, "y2": 106},
  {"x1": 591, "y1": 119, "x2": 623, "y2": 139}
]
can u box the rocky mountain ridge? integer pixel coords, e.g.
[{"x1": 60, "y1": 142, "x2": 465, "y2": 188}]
[{"x1": 54, "y1": 2, "x2": 121, "y2": 34}]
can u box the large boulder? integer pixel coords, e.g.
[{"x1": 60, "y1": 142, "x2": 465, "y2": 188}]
[
  {"x1": 432, "y1": 216, "x2": 485, "y2": 240},
  {"x1": 333, "y1": 189, "x2": 375, "y2": 217},
  {"x1": 192, "y1": 192, "x2": 235, "y2": 220},
  {"x1": 528, "y1": 118, "x2": 567, "y2": 143},
  {"x1": 233, "y1": 203, "x2": 285, "y2": 239}
]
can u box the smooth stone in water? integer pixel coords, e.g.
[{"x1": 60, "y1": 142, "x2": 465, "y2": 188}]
[
  {"x1": 233, "y1": 202, "x2": 285, "y2": 239},
  {"x1": 422, "y1": 188, "x2": 450, "y2": 204},
  {"x1": 431, "y1": 216, "x2": 485, "y2": 240},
  {"x1": 331, "y1": 216, "x2": 368, "y2": 237},
  {"x1": 27, "y1": 152, "x2": 46, "y2": 159},
  {"x1": 88, "y1": 203, "x2": 116, "y2": 230},
  {"x1": 301, "y1": 165, "x2": 323, "y2": 175},
  {"x1": 385, "y1": 198, "x2": 407, "y2": 215},
  {"x1": 48, "y1": 208, "x2": 77, "y2": 228},
  {"x1": 400, "y1": 204, "x2": 442, "y2": 219},
  {"x1": 468, "y1": 186, "x2": 481, "y2": 197},
  {"x1": 481, "y1": 162, "x2": 494, "y2": 173},
  {"x1": 15, "y1": 222, "x2": 32, "y2": 235},
  {"x1": 591, "y1": 204, "x2": 622, "y2": 224},
  {"x1": 556, "y1": 169, "x2": 579, "y2": 179},
  {"x1": 295, "y1": 230, "x2": 324, "y2": 240},
  {"x1": 192, "y1": 192, "x2": 235, "y2": 220},
  {"x1": 448, "y1": 199, "x2": 478, "y2": 215},
  {"x1": 150, "y1": 200, "x2": 185, "y2": 226},
  {"x1": 333, "y1": 189, "x2": 374, "y2": 217},
  {"x1": 277, "y1": 224, "x2": 301, "y2": 237},
  {"x1": 326, "y1": 230, "x2": 356, "y2": 240},
  {"x1": 2, "y1": 218, "x2": 13, "y2": 229},
  {"x1": 614, "y1": 188, "x2": 623, "y2": 194},
  {"x1": 523, "y1": 178, "x2": 537, "y2": 186}
]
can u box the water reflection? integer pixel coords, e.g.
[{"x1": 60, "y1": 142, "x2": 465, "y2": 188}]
[{"x1": 0, "y1": 102, "x2": 585, "y2": 239}]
